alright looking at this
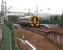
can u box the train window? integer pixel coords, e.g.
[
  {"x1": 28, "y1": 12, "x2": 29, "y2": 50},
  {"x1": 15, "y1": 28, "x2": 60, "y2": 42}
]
[
  {"x1": 31, "y1": 17, "x2": 38, "y2": 21},
  {"x1": 31, "y1": 16, "x2": 38, "y2": 23}
]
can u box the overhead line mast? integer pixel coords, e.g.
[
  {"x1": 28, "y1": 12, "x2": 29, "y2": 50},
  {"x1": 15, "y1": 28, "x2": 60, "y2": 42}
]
[
  {"x1": 36, "y1": 5, "x2": 38, "y2": 16},
  {"x1": 1, "y1": 0, "x2": 7, "y2": 24}
]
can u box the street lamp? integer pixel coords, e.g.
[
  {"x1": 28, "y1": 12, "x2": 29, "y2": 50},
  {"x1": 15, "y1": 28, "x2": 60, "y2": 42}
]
[
  {"x1": 39, "y1": 10, "x2": 42, "y2": 13},
  {"x1": 24, "y1": 8, "x2": 26, "y2": 16},
  {"x1": 28, "y1": 8, "x2": 31, "y2": 16}
]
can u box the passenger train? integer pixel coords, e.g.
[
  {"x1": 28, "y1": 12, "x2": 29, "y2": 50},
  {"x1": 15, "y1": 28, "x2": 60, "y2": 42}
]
[{"x1": 18, "y1": 16, "x2": 39, "y2": 27}]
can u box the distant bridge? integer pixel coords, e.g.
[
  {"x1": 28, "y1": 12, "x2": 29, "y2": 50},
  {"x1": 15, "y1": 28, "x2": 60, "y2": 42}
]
[
  {"x1": 0, "y1": 11, "x2": 34, "y2": 17},
  {"x1": 6, "y1": 12, "x2": 24, "y2": 16},
  {"x1": 0, "y1": 11, "x2": 34, "y2": 24},
  {"x1": 6, "y1": 12, "x2": 33, "y2": 16}
]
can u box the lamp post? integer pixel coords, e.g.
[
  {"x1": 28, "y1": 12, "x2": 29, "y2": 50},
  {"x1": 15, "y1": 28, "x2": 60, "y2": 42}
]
[
  {"x1": 36, "y1": 5, "x2": 38, "y2": 16},
  {"x1": 28, "y1": 8, "x2": 31, "y2": 16},
  {"x1": 47, "y1": 8, "x2": 51, "y2": 24},
  {"x1": 24, "y1": 8, "x2": 26, "y2": 16}
]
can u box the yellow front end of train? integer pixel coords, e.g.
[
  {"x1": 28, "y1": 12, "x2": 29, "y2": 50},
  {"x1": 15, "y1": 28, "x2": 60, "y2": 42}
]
[{"x1": 30, "y1": 16, "x2": 39, "y2": 27}]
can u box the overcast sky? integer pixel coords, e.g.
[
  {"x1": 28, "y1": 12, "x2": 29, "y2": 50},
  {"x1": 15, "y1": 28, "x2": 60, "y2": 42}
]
[{"x1": 0, "y1": 0, "x2": 63, "y2": 14}]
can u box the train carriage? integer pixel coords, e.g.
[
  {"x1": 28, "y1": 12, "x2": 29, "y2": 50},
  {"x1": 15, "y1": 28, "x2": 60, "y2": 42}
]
[{"x1": 18, "y1": 16, "x2": 39, "y2": 27}]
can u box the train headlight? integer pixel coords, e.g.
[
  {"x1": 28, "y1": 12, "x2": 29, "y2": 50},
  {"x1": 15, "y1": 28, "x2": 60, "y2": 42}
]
[
  {"x1": 36, "y1": 24, "x2": 39, "y2": 26},
  {"x1": 31, "y1": 24, "x2": 33, "y2": 26}
]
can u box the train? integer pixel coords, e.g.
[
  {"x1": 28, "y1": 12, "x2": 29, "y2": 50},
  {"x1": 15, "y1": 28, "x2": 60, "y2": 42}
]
[
  {"x1": 30, "y1": 16, "x2": 39, "y2": 27},
  {"x1": 17, "y1": 16, "x2": 39, "y2": 27}
]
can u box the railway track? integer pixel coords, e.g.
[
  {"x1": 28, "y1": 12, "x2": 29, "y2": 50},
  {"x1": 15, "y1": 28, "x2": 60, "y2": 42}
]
[
  {"x1": 23, "y1": 27, "x2": 47, "y2": 36},
  {"x1": 23, "y1": 27, "x2": 60, "y2": 37},
  {"x1": 21, "y1": 27, "x2": 63, "y2": 50}
]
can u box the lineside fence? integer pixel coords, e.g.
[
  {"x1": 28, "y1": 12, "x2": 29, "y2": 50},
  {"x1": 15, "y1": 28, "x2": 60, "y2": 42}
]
[{"x1": 2, "y1": 21, "x2": 18, "y2": 50}]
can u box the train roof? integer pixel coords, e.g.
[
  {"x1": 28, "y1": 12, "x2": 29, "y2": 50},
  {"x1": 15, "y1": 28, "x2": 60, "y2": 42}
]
[{"x1": 19, "y1": 16, "x2": 32, "y2": 19}]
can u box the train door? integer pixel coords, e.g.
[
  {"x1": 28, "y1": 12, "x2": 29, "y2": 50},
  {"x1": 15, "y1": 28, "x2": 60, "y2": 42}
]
[{"x1": 30, "y1": 16, "x2": 39, "y2": 27}]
